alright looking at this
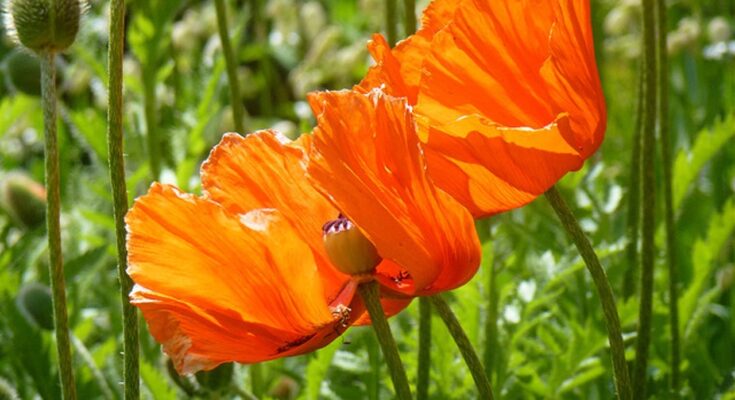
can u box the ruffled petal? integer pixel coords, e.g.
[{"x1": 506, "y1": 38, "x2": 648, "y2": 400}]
[
  {"x1": 200, "y1": 131, "x2": 348, "y2": 302},
  {"x1": 414, "y1": 0, "x2": 605, "y2": 216},
  {"x1": 126, "y1": 183, "x2": 357, "y2": 371},
  {"x1": 356, "y1": 0, "x2": 458, "y2": 103},
  {"x1": 306, "y1": 89, "x2": 481, "y2": 296}
]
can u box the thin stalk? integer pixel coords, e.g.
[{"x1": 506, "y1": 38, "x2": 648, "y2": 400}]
[
  {"x1": 385, "y1": 0, "x2": 397, "y2": 45},
  {"x1": 358, "y1": 281, "x2": 412, "y2": 400},
  {"x1": 429, "y1": 295, "x2": 494, "y2": 400},
  {"x1": 544, "y1": 186, "x2": 632, "y2": 400},
  {"x1": 403, "y1": 0, "x2": 416, "y2": 36},
  {"x1": 483, "y1": 262, "x2": 499, "y2": 384},
  {"x1": 213, "y1": 0, "x2": 246, "y2": 133},
  {"x1": 416, "y1": 297, "x2": 431, "y2": 400},
  {"x1": 623, "y1": 65, "x2": 644, "y2": 300},
  {"x1": 249, "y1": 363, "x2": 263, "y2": 398},
  {"x1": 634, "y1": 0, "x2": 658, "y2": 396},
  {"x1": 654, "y1": 0, "x2": 679, "y2": 394},
  {"x1": 143, "y1": 76, "x2": 160, "y2": 179},
  {"x1": 41, "y1": 50, "x2": 77, "y2": 400},
  {"x1": 107, "y1": 0, "x2": 139, "y2": 398}
]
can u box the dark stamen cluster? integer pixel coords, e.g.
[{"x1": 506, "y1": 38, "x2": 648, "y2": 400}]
[{"x1": 322, "y1": 213, "x2": 352, "y2": 235}]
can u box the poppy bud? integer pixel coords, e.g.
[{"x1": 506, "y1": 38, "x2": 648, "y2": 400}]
[
  {"x1": 323, "y1": 215, "x2": 381, "y2": 276},
  {"x1": 4, "y1": 49, "x2": 41, "y2": 95},
  {"x1": 0, "y1": 172, "x2": 46, "y2": 229},
  {"x1": 3, "y1": 0, "x2": 84, "y2": 53},
  {"x1": 194, "y1": 362, "x2": 233, "y2": 393},
  {"x1": 16, "y1": 282, "x2": 54, "y2": 330}
]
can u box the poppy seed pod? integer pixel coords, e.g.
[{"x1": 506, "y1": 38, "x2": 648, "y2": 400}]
[
  {"x1": 3, "y1": 0, "x2": 84, "y2": 53},
  {"x1": 16, "y1": 282, "x2": 54, "y2": 330},
  {"x1": 323, "y1": 215, "x2": 381, "y2": 276},
  {"x1": 0, "y1": 172, "x2": 46, "y2": 229}
]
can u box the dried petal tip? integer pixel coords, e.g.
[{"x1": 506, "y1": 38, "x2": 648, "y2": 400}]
[
  {"x1": 3, "y1": 0, "x2": 85, "y2": 53},
  {"x1": 323, "y1": 214, "x2": 381, "y2": 276}
]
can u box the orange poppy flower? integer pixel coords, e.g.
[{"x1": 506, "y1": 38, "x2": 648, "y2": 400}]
[
  {"x1": 127, "y1": 88, "x2": 481, "y2": 372},
  {"x1": 306, "y1": 88, "x2": 481, "y2": 297},
  {"x1": 358, "y1": 0, "x2": 606, "y2": 218}
]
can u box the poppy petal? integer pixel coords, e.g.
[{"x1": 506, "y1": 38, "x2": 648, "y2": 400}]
[
  {"x1": 200, "y1": 131, "x2": 348, "y2": 302},
  {"x1": 415, "y1": 0, "x2": 605, "y2": 216},
  {"x1": 356, "y1": 0, "x2": 458, "y2": 103},
  {"x1": 306, "y1": 89, "x2": 481, "y2": 296},
  {"x1": 126, "y1": 183, "x2": 355, "y2": 371}
]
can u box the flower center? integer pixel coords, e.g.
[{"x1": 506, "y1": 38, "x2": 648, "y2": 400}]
[{"x1": 322, "y1": 214, "x2": 381, "y2": 276}]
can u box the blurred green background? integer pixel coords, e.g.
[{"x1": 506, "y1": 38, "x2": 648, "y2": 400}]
[{"x1": 0, "y1": 0, "x2": 733, "y2": 398}]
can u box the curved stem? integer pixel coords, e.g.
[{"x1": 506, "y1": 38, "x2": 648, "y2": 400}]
[
  {"x1": 654, "y1": 0, "x2": 679, "y2": 394},
  {"x1": 41, "y1": 50, "x2": 77, "y2": 400},
  {"x1": 416, "y1": 297, "x2": 431, "y2": 400},
  {"x1": 107, "y1": 1, "x2": 140, "y2": 398},
  {"x1": 544, "y1": 186, "x2": 632, "y2": 400},
  {"x1": 214, "y1": 0, "x2": 246, "y2": 134},
  {"x1": 249, "y1": 364, "x2": 263, "y2": 398},
  {"x1": 634, "y1": 0, "x2": 658, "y2": 397},
  {"x1": 429, "y1": 295, "x2": 494, "y2": 400},
  {"x1": 358, "y1": 281, "x2": 412, "y2": 400}
]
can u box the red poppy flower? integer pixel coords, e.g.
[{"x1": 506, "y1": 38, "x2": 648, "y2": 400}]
[
  {"x1": 127, "y1": 88, "x2": 481, "y2": 372},
  {"x1": 358, "y1": 0, "x2": 606, "y2": 217}
]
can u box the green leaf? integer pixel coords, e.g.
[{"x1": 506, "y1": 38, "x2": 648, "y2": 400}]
[
  {"x1": 140, "y1": 359, "x2": 178, "y2": 400},
  {"x1": 673, "y1": 114, "x2": 735, "y2": 210},
  {"x1": 301, "y1": 340, "x2": 342, "y2": 400}
]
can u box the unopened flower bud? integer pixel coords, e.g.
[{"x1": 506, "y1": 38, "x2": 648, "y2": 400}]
[
  {"x1": 16, "y1": 282, "x2": 54, "y2": 330},
  {"x1": 4, "y1": 49, "x2": 41, "y2": 95},
  {"x1": 0, "y1": 171, "x2": 46, "y2": 229},
  {"x1": 195, "y1": 362, "x2": 233, "y2": 393},
  {"x1": 4, "y1": 0, "x2": 84, "y2": 53},
  {"x1": 323, "y1": 214, "x2": 381, "y2": 276}
]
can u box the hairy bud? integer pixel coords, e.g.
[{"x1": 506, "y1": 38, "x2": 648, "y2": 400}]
[{"x1": 3, "y1": 0, "x2": 85, "y2": 53}]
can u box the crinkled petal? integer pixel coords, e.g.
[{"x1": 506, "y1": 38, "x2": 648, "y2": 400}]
[
  {"x1": 306, "y1": 89, "x2": 481, "y2": 296},
  {"x1": 200, "y1": 131, "x2": 348, "y2": 302},
  {"x1": 356, "y1": 0, "x2": 458, "y2": 103},
  {"x1": 126, "y1": 183, "x2": 356, "y2": 371}
]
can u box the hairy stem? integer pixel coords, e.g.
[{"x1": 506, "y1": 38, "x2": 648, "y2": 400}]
[
  {"x1": 654, "y1": 0, "x2": 679, "y2": 394},
  {"x1": 385, "y1": 0, "x2": 397, "y2": 45},
  {"x1": 403, "y1": 0, "x2": 416, "y2": 36},
  {"x1": 359, "y1": 281, "x2": 412, "y2": 400},
  {"x1": 214, "y1": 0, "x2": 246, "y2": 133},
  {"x1": 416, "y1": 297, "x2": 431, "y2": 400},
  {"x1": 107, "y1": 1, "x2": 140, "y2": 398},
  {"x1": 41, "y1": 50, "x2": 77, "y2": 400},
  {"x1": 430, "y1": 295, "x2": 494, "y2": 400},
  {"x1": 545, "y1": 186, "x2": 632, "y2": 400},
  {"x1": 634, "y1": 0, "x2": 658, "y2": 396}
]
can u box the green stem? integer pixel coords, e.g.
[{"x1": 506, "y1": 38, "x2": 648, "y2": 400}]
[
  {"x1": 634, "y1": 0, "x2": 658, "y2": 397},
  {"x1": 249, "y1": 364, "x2": 263, "y2": 398},
  {"x1": 402, "y1": 0, "x2": 416, "y2": 36},
  {"x1": 107, "y1": 1, "x2": 140, "y2": 398},
  {"x1": 385, "y1": 0, "x2": 397, "y2": 45},
  {"x1": 41, "y1": 50, "x2": 77, "y2": 400},
  {"x1": 358, "y1": 281, "x2": 412, "y2": 400},
  {"x1": 483, "y1": 261, "x2": 499, "y2": 384},
  {"x1": 214, "y1": 0, "x2": 246, "y2": 134},
  {"x1": 544, "y1": 186, "x2": 632, "y2": 400},
  {"x1": 416, "y1": 297, "x2": 431, "y2": 400},
  {"x1": 623, "y1": 64, "x2": 644, "y2": 300},
  {"x1": 429, "y1": 295, "x2": 494, "y2": 400},
  {"x1": 654, "y1": 0, "x2": 679, "y2": 395},
  {"x1": 143, "y1": 74, "x2": 160, "y2": 180}
]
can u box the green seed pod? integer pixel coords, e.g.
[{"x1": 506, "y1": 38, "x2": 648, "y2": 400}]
[
  {"x1": 4, "y1": 49, "x2": 41, "y2": 95},
  {"x1": 0, "y1": 172, "x2": 46, "y2": 229},
  {"x1": 16, "y1": 282, "x2": 54, "y2": 331},
  {"x1": 195, "y1": 362, "x2": 234, "y2": 393},
  {"x1": 3, "y1": 0, "x2": 84, "y2": 53},
  {"x1": 323, "y1": 215, "x2": 381, "y2": 276}
]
